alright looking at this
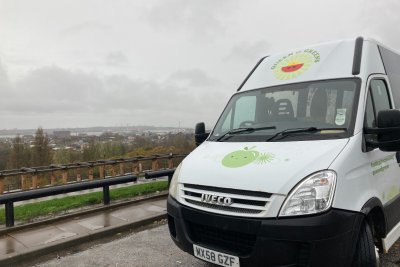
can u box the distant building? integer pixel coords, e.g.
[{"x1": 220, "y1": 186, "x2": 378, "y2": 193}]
[{"x1": 53, "y1": 131, "x2": 71, "y2": 139}]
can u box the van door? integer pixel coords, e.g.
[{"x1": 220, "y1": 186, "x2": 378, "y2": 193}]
[{"x1": 364, "y1": 75, "x2": 400, "y2": 233}]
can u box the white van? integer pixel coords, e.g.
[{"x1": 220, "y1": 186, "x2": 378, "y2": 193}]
[{"x1": 167, "y1": 37, "x2": 400, "y2": 267}]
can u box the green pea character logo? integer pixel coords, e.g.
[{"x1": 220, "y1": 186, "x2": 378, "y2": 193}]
[
  {"x1": 222, "y1": 146, "x2": 259, "y2": 168},
  {"x1": 222, "y1": 147, "x2": 275, "y2": 168}
]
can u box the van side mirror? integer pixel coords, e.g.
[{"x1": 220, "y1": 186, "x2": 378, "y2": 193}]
[
  {"x1": 364, "y1": 109, "x2": 400, "y2": 151},
  {"x1": 195, "y1": 122, "x2": 209, "y2": 146}
]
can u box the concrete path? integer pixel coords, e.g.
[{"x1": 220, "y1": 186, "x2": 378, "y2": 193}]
[
  {"x1": 34, "y1": 224, "x2": 400, "y2": 267},
  {"x1": 0, "y1": 197, "x2": 167, "y2": 266},
  {"x1": 36, "y1": 224, "x2": 207, "y2": 267}
]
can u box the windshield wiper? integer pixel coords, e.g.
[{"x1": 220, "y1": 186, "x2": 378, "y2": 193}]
[
  {"x1": 266, "y1": 127, "x2": 347, "y2": 142},
  {"x1": 216, "y1": 126, "x2": 276, "y2": 141}
]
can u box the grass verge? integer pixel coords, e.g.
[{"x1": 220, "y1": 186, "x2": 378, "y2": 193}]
[{"x1": 0, "y1": 180, "x2": 168, "y2": 225}]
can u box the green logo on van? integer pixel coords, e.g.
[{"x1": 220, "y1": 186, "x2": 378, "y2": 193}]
[{"x1": 221, "y1": 147, "x2": 275, "y2": 168}]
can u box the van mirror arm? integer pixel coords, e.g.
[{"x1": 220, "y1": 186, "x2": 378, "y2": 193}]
[
  {"x1": 364, "y1": 127, "x2": 400, "y2": 134},
  {"x1": 365, "y1": 138, "x2": 400, "y2": 147},
  {"x1": 195, "y1": 122, "x2": 209, "y2": 146},
  {"x1": 364, "y1": 126, "x2": 400, "y2": 152}
]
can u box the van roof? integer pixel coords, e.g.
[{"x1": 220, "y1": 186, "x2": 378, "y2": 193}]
[{"x1": 238, "y1": 37, "x2": 390, "y2": 92}]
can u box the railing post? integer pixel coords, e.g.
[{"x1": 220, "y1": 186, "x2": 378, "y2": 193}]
[
  {"x1": 138, "y1": 162, "x2": 143, "y2": 172},
  {"x1": 5, "y1": 202, "x2": 14, "y2": 227},
  {"x1": 21, "y1": 174, "x2": 27, "y2": 190},
  {"x1": 151, "y1": 157, "x2": 159, "y2": 171},
  {"x1": 168, "y1": 156, "x2": 174, "y2": 169},
  {"x1": 62, "y1": 170, "x2": 68, "y2": 184},
  {"x1": 88, "y1": 167, "x2": 94, "y2": 181},
  {"x1": 103, "y1": 185, "x2": 110, "y2": 205},
  {"x1": 119, "y1": 163, "x2": 124, "y2": 176},
  {"x1": 133, "y1": 161, "x2": 143, "y2": 175},
  {"x1": 132, "y1": 161, "x2": 139, "y2": 183},
  {"x1": 99, "y1": 165, "x2": 105, "y2": 179},
  {"x1": 132, "y1": 160, "x2": 139, "y2": 174},
  {"x1": 76, "y1": 169, "x2": 82, "y2": 182},
  {"x1": 51, "y1": 171, "x2": 56, "y2": 185},
  {"x1": 112, "y1": 165, "x2": 117, "y2": 177},
  {"x1": 0, "y1": 176, "x2": 4, "y2": 195},
  {"x1": 32, "y1": 173, "x2": 38, "y2": 189}
]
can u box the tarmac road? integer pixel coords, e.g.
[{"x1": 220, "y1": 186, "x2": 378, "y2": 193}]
[{"x1": 35, "y1": 223, "x2": 400, "y2": 267}]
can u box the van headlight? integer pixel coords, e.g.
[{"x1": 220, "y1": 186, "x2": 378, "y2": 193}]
[
  {"x1": 169, "y1": 163, "x2": 182, "y2": 199},
  {"x1": 279, "y1": 170, "x2": 336, "y2": 217}
]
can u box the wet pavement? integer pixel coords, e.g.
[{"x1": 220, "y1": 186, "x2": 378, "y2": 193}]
[
  {"x1": 0, "y1": 198, "x2": 167, "y2": 264},
  {"x1": 35, "y1": 224, "x2": 207, "y2": 267},
  {"x1": 35, "y1": 224, "x2": 400, "y2": 267}
]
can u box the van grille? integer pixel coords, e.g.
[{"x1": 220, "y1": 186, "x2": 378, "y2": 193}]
[{"x1": 180, "y1": 183, "x2": 273, "y2": 217}]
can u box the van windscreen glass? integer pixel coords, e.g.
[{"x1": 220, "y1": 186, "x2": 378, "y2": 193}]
[{"x1": 209, "y1": 78, "x2": 360, "y2": 142}]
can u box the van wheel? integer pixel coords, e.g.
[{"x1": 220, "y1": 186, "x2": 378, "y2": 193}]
[{"x1": 352, "y1": 221, "x2": 379, "y2": 267}]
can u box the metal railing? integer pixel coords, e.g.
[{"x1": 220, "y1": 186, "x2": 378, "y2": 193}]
[{"x1": 0, "y1": 153, "x2": 186, "y2": 227}]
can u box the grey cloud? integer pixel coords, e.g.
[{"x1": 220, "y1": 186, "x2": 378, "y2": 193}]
[
  {"x1": 105, "y1": 51, "x2": 130, "y2": 66},
  {"x1": 14, "y1": 66, "x2": 103, "y2": 101},
  {"x1": 360, "y1": 0, "x2": 400, "y2": 49},
  {"x1": 223, "y1": 40, "x2": 269, "y2": 64},
  {"x1": 0, "y1": 60, "x2": 9, "y2": 89},
  {"x1": 167, "y1": 69, "x2": 220, "y2": 87},
  {"x1": 0, "y1": 65, "x2": 228, "y2": 128},
  {"x1": 143, "y1": 0, "x2": 237, "y2": 38},
  {"x1": 61, "y1": 21, "x2": 111, "y2": 36}
]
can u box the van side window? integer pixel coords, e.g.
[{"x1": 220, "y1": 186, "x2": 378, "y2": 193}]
[
  {"x1": 371, "y1": 80, "x2": 391, "y2": 113},
  {"x1": 365, "y1": 80, "x2": 392, "y2": 128},
  {"x1": 365, "y1": 91, "x2": 375, "y2": 127}
]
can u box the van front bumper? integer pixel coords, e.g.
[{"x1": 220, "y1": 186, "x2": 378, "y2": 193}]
[{"x1": 167, "y1": 196, "x2": 364, "y2": 267}]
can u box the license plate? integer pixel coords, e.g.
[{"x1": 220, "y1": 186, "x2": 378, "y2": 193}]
[{"x1": 193, "y1": 244, "x2": 240, "y2": 267}]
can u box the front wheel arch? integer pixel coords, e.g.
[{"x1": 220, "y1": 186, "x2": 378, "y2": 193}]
[{"x1": 361, "y1": 197, "x2": 387, "y2": 250}]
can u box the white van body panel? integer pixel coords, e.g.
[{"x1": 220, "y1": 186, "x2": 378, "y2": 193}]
[
  {"x1": 179, "y1": 138, "x2": 349, "y2": 198},
  {"x1": 241, "y1": 39, "x2": 356, "y2": 91},
  {"x1": 352, "y1": 42, "x2": 386, "y2": 133},
  {"x1": 332, "y1": 73, "x2": 399, "y2": 212},
  {"x1": 331, "y1": 131, "x2": 398, "y2": 211},
  {"x1": 360, "y1": 40, "x2": 386, "y2": 79}
]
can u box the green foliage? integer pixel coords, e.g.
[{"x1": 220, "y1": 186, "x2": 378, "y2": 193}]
[
  {"x1": 82, "y1": 141, "x2": 128, "y2": 161},
  {"x1": 7, "y1": 135, "x2": 30, "y2": 169},
  {"x1": 31, "y1": 127, "x2": 52, "y2": 166},
  {"x1": 0, "y1": 143, "x2": 11, "y2": 170},
  {"x1": 53, "y1": 148, "x2": 71, "y2": 164},
  {"x1": 0, "y1": 131, "x2": 194, "y2": 172},
  {"x1": 53, "y1": 148, "x2": 82, "y2": 164},
  {"x1": 0, "y1": 181, "x2": 168, "y2": 224}
]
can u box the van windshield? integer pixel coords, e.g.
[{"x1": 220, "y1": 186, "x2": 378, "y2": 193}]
[{"x1": 209, "y1": 78, "x2": 360, "y2": 142}]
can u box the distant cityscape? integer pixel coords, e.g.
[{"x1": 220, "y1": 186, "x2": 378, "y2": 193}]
[
  {"x1": 0, "y1": 126, "x2": 193, "y2": 138},
  {"x1": 0, "y1": 126, "x2": 194, "y2": 152}
]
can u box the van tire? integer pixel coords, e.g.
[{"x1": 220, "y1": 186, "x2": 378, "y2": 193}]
[{"x1": 352, "y1": 221, "x2": 378, "y2": 267}]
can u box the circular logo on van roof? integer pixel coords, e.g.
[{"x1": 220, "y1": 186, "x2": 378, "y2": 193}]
[{"x1": 271, "y1": 49, "x2": 320, "y2": 80}]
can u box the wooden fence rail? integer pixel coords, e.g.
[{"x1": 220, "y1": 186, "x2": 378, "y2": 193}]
[{"x1": 0, "y1": 154, "x2": 186, "y2": 195}]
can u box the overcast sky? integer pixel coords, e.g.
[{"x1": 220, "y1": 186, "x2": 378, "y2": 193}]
[{"x1": 0, "y1": 0, "x2": 399, "y2": 129}]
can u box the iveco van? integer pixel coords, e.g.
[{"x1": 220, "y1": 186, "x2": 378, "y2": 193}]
[{"x1": 167, "y1": 37, "x2": 400, "y2": 267}]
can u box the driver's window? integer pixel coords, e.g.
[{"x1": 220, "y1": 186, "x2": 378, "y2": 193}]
[
  {"x1": 371, "y1": 80, "x2": 391, "y2": 113},
  {"x1": 364, "y1": 79, "x2": 392, "y2": 150},
  {"x1": 233, "y1": 96, "x2": 256, "y2": 128},
  {"x1": 365, "y1": 79, "x2": 392, "y2": 128}
]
